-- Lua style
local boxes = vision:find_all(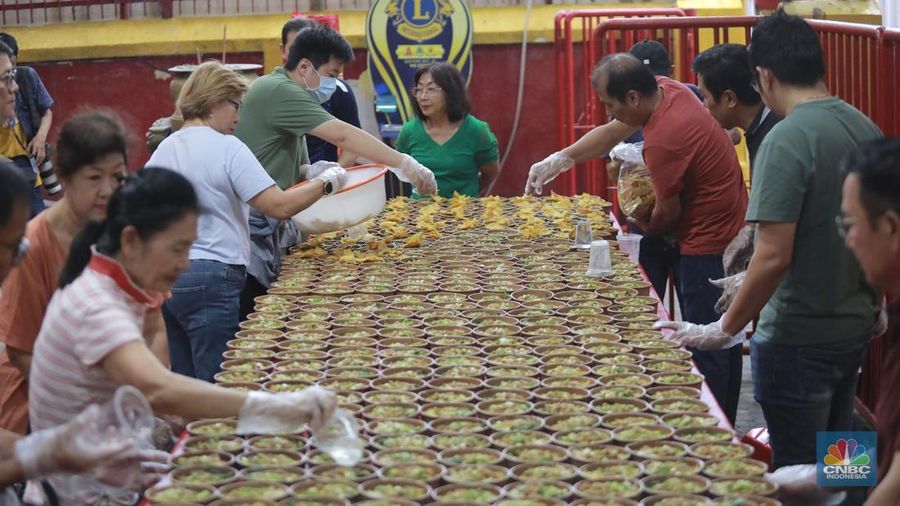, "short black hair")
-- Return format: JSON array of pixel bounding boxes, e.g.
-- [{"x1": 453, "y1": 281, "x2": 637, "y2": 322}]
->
[
  {"x1": 844, "y1": 138, "x2": 900, "y2": 224},
  {"x1": 411, "y1": 62, "x2": 469, "y2": 123},
  {"x1": 0, "y1": 160, "x2": 30, "y2": 227},
  {"x1": 749, "y1": 14, "x2": 825, "y2": 87},
  {"x1": 692, "y1": 44, "x2": 761, "y2": 105},
  {"x1": 0, "y1": 33, "x2": 17, "y2": 56},
  {"x1": 55, "y1": 110, "x2": 129, "y2": 180},
  {"x1": 285, "y1": 25, "x2": 354, "y2": 72},
  {"x1": 629, "y1": 40, "x2": 671, "y2": 77},
  {"x1": 281, "y1": 17, "x2": 317, "y2": 46},
  {"x1": 0, "y1": 41, "x2": 13, "y2": 59},
  {"x1": 592, "y1": 53, "x2": 658, "y2": 101}
]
